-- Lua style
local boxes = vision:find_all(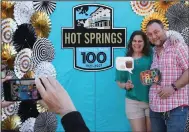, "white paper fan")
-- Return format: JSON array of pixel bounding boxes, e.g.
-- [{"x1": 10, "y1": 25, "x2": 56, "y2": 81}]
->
[
  {"x1": 20, "y1": 117, "x2": 36, "y2": 132},
  {"x1": 1, "y1": 18, "x2": 17, "y2": 43},
  {"x1": 14, "y1": 1, "x2": 35, "y2": 25},
  {"x1": 1, "y1": 101, "x2": 20, "y2": 121},
  {"x1": 14, "y1": 48, "x2": 34, "y2": 79},
  {"x1": 130, "y1": 1, "x2": 154, "y2": 16},
  {"x1": 34, "y1": 61, "x2": 56, "y2": 78}
]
